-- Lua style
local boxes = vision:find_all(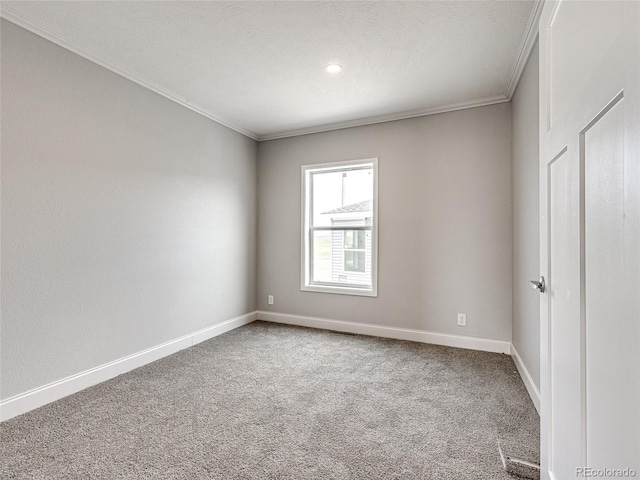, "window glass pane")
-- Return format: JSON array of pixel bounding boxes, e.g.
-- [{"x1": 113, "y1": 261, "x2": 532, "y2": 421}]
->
[
  {"x1": 344, "y1": 251, "x2": 366, "y2": 273},
  {"x1": 344, "y1": 231, "x2": 354, "y2": 249},
  {"x1": 311, "y1": 168, "x2": 373, "y2": 228},
  {"x1": 344, "y1": 230, "x2": 366, "y2": 250},
  {"x1": 313, "y1": 229, "x2": 370, "y2": 284},
  {"x1": 311, "y1": 230, "x2": 332, "y2": 283}
]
